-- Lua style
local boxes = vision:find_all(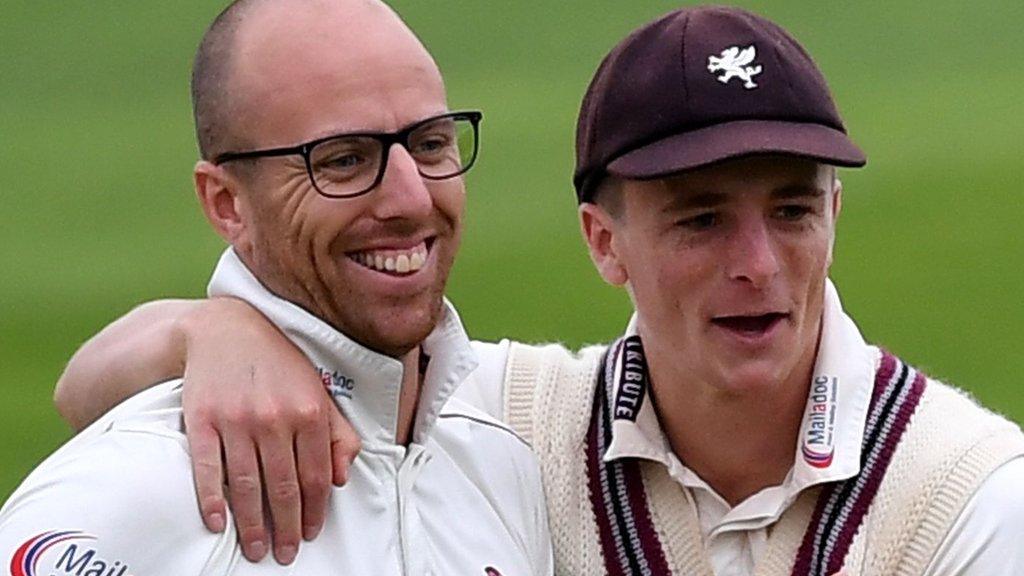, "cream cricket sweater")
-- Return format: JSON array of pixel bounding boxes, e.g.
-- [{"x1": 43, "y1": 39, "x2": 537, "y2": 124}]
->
[{"x1": 503, "y1": 340, "x2": 1024, "y2": 576}]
